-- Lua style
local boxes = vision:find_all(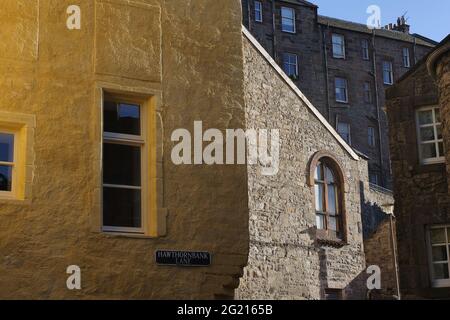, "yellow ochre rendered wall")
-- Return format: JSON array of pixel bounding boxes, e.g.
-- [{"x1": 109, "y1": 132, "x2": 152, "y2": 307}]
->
[{"x1": 0, "y1": 0, "x2": 249, "y2": 299}]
